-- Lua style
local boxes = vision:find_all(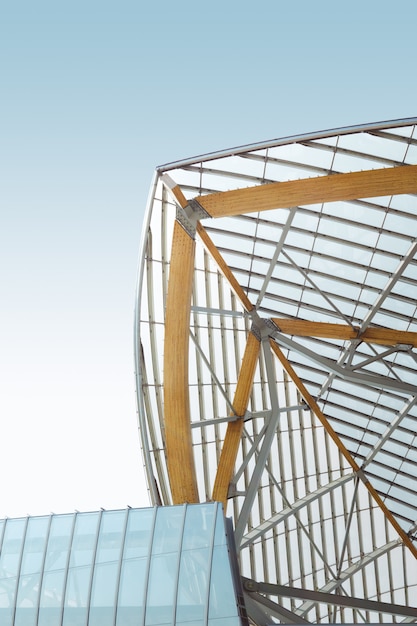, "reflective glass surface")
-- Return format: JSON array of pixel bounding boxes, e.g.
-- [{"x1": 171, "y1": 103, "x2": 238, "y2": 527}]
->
[
  {"x1": 15, "y1": 516, "x2": 50, "y2": 626},
  {"x1": 0, "y1": 504, "x2": 246, "y2": 626}
]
